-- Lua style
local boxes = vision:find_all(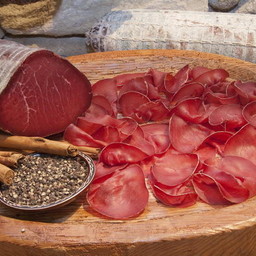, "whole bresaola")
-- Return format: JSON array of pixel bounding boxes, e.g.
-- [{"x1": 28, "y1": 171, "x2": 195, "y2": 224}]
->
[{"x1": 0, "y1": 40, "x2": 92, "y2": 136}]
